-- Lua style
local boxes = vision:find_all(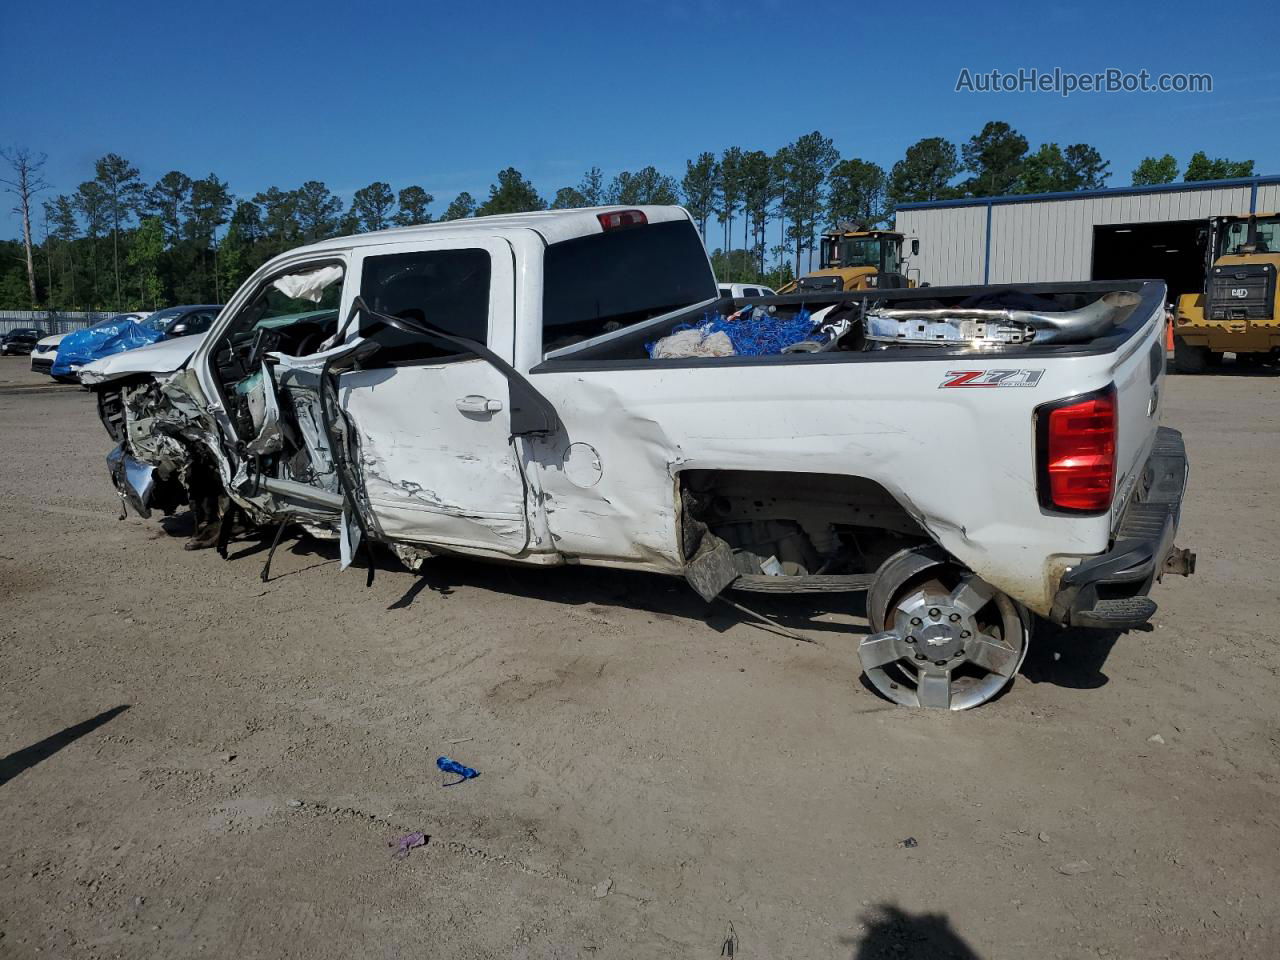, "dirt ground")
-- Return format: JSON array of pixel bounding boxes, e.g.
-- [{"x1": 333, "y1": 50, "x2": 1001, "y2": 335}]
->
[{"x1": 2, "y1": 355, "x2": 1278, "y2": 960}]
